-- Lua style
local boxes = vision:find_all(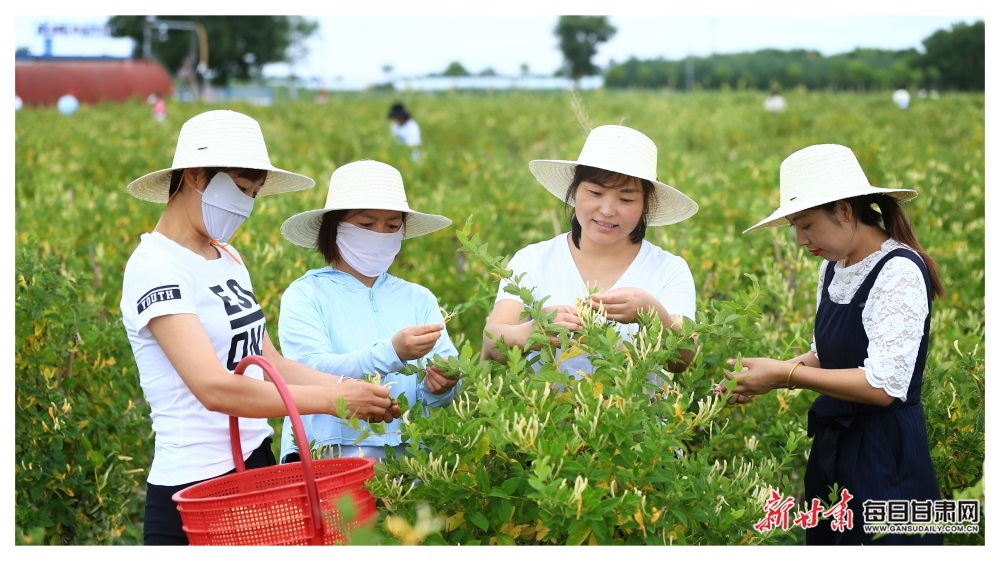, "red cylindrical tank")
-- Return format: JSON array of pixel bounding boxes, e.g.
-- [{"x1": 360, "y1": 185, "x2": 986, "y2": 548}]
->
[{"x1": 15, "y1": 57, "x2": 173, "y2": 107}]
